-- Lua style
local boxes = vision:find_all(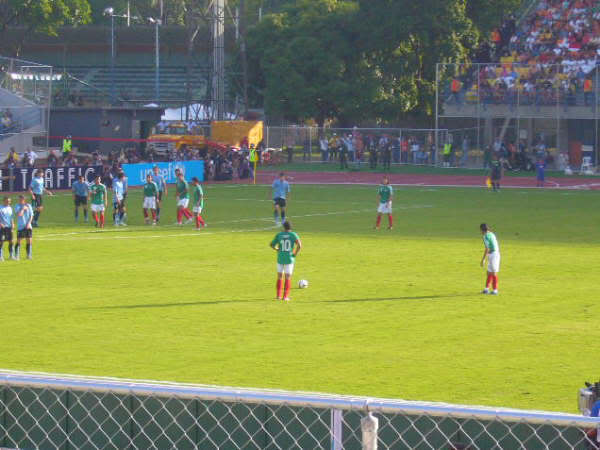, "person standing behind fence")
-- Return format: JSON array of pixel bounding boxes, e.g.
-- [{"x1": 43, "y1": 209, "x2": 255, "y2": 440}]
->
[
  {"x1": 62, "y1": 135, "x2": 72, "y2": 161},
  {"x1": 329, "y1": 134, "x2": 338, "y2": 161},
  {"x1": 339, "y1": 139, "x2": 349, "y2": 169},
  {"x1": 383, "y1": 139, "x2": 392, "y2": 171},
  {"x1": 443, "y1": 141, "x2": 452, "y2": 167},
  {"x1": 462, "y1": 136, "x2": 470, "y2": 167},
  {"x1": 319, "y1": 136, "x2": 329, "y2": 162}
]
